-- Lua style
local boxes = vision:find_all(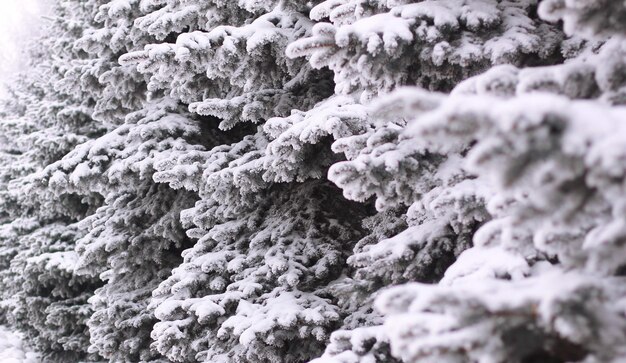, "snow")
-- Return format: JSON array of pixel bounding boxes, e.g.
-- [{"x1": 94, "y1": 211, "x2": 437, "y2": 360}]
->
[
  {"x1": 3, "y1": 0, "x2": 626, "y2": 361},
  {"x1": 26, "y1": 251, "x2": 79, "y2": 273},
  {"x1": 0, "y1": 326, "x2": 39, "y2": 363}
]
